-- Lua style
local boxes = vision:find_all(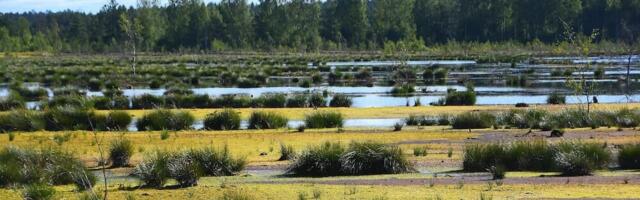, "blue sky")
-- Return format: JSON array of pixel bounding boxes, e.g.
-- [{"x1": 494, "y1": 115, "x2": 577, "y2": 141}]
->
[{"x1": 0, "y1": 0, "x2": 258, "y2": 13}]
